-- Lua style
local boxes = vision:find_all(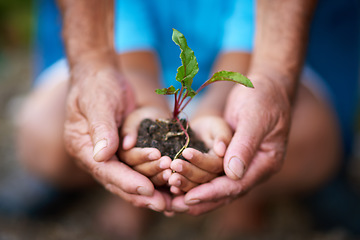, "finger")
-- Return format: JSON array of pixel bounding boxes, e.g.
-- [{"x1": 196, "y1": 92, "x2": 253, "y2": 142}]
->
[
  {"x1": 133, "y1": 156, "x2": 171, "y2": 177},
  {"x1": 105, "y1": 184, "x2": 167, "y2": 212},
  {"x1": 182, "y1": 148, "x2": 223, "y2": 173},
  {"x1": 120, "y1": 110, "x2": 145, "y2": 151},
  {"x1": 170, "y1": 159, "x2": 218, "y2": 183},
  {"x1": 172, "y1": 195, "x2": 228, "y2": 216},
  {"x1": 224, "y1": 117, "x2": 265, "y2": 180},
  {"x1": 150, "y1": 169, "x2": 172, "y2": 186},
  {"x1": 164, "y1": 211, "x2": 175, "y2": 217},
  {"x1": 86, "y1": 108, "x2": 120, "y2": 163},
  {"x1": 168, "y1": 172, "x2": 198, "y2": 192},
  {"x1": 119, "y1": 147, "x2": 161, "y2": 166},
  {"x1": 170, "y1": 186, "x2": 183, "y2": 195},
  {"x1": 230, "y1": 149, "x2": 284, "y2": 193},
  {"x1": 159, "y1": 189, "x2": 174, "y2": 212},
  {"x1": 209, "y1": 119, "x2": 232, "y2": 157},
  {"x1": 89, "y1": 156, "x2": 156, "y2": 196},
  {"x1": 69, "y1": 136, "x2": 157, "y2": 197},
  {"x1": 213, "y1": 140, "x2": 227, "y2": 158},
  {"x1": 183, "y1": 176, "x2": 244, "y2": 204},
  {"x1": 121, "y1": 109, "x2": 168, "y2": 150}
]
